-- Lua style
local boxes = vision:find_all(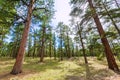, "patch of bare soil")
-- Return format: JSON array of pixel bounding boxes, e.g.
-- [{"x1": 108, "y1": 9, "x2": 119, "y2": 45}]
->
[
  {"x1": 0, "y1": 71, "x2": 36, "y2": 80},
  {"x1": 65, "y1": 73, "x2": 120, "y2": 80},
  {"x1": 65, "y1": 62, "x2": 120, "y2": 80},
  {"x1": 105, "y1": 74, "x2": 120, "y2": 80}
]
